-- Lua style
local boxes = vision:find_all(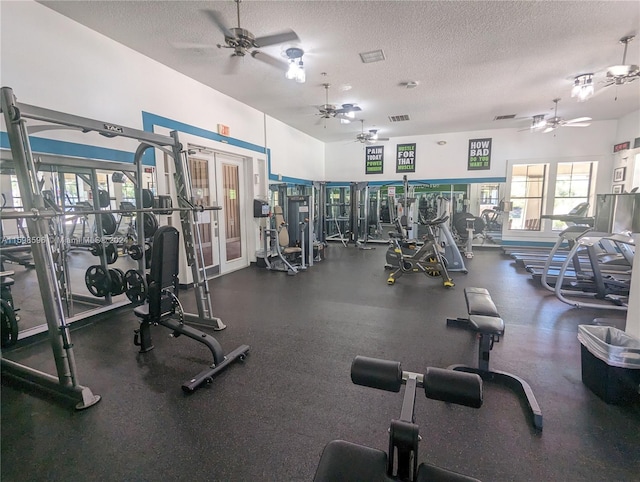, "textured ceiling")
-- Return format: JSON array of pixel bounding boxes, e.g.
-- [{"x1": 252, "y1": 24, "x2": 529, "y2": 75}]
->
[{"x1": 38, "y1": 0, "x2": 640, "y2": 143}]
